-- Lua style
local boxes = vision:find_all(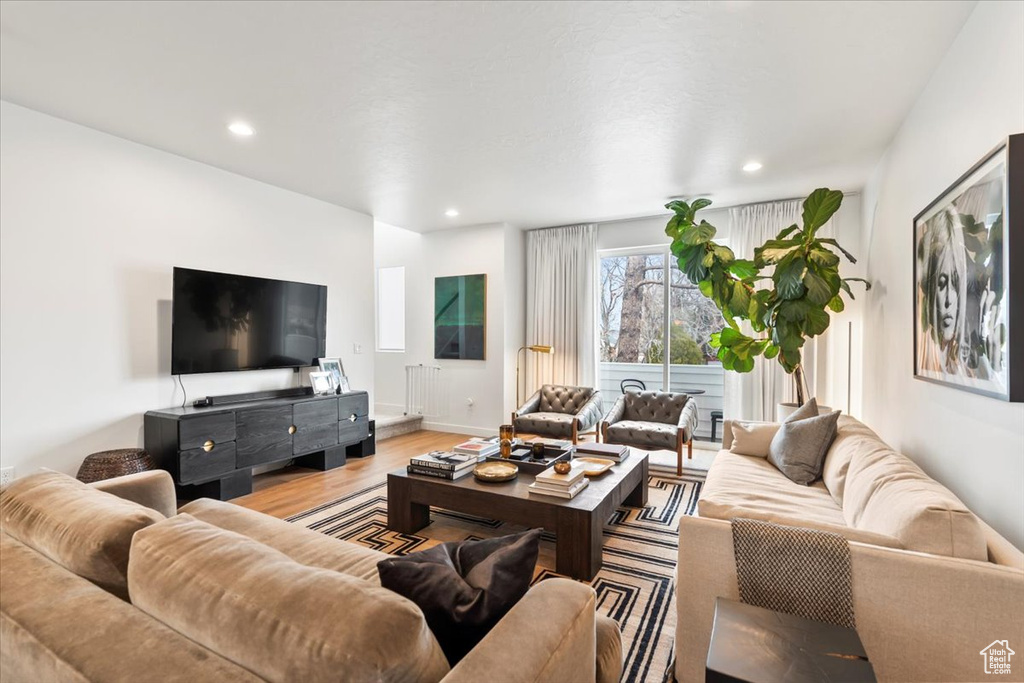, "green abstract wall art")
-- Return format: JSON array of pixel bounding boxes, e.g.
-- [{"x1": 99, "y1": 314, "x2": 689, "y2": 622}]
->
[{"x1": 434, "y1": 274, "x2": 487, "y2": 360}]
